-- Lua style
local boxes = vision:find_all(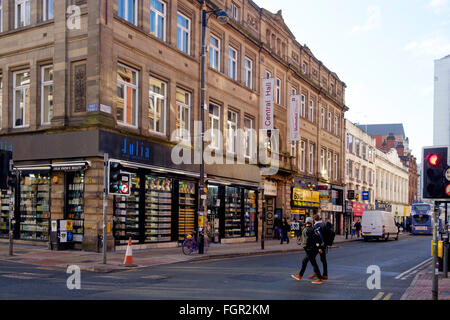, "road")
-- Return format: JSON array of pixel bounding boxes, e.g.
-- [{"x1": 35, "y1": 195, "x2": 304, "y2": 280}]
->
[{"x1": 0, "y1": 235, "x2": 431, "y2": 300}]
